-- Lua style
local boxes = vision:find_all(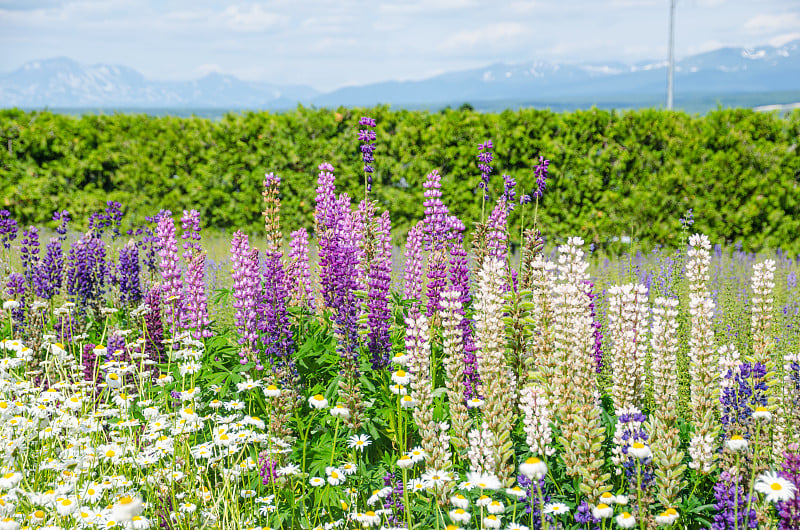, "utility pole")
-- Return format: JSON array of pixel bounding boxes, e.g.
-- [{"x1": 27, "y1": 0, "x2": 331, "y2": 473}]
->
[{"x1": 667, "y1": 0, "x2": 676, "y2": 109}]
